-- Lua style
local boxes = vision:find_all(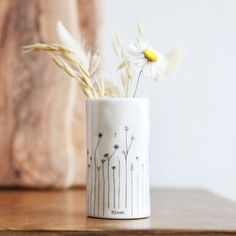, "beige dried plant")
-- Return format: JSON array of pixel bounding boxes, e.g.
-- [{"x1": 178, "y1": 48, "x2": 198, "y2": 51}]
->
[{"x1": 23, "y1": 21, "x2": 184, "y2": 98}]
